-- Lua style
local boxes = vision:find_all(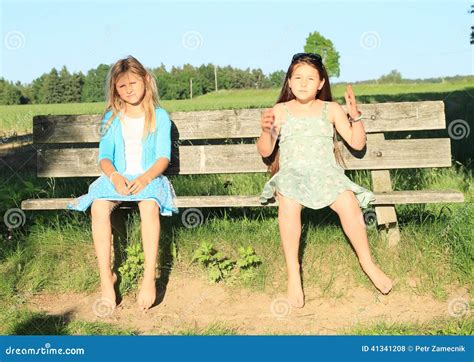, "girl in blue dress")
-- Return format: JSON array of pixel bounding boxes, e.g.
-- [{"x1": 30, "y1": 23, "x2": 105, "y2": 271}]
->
[{"x1": 68, "y1": 55, "x2": 178, "y2": 311}]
